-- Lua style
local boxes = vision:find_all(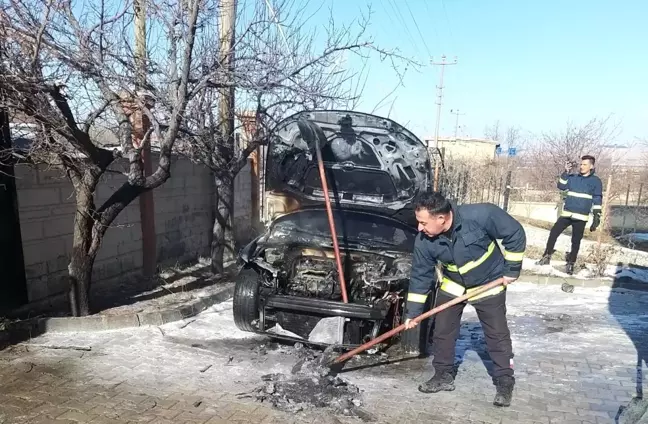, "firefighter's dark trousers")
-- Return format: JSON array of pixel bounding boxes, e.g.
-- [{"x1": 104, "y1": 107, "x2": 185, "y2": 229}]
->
[
  {"x1": 544, "y1": 216, "x2": 586, "y2": 263},
  {"x1": 432, "y1": 290, "x2": 514, "y2": 379}
]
